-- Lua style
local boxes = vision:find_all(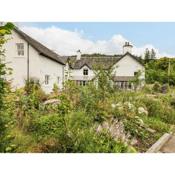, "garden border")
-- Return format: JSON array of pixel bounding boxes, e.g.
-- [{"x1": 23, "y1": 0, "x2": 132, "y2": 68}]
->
[{"x1": 146, "y1": 133, "x2": 172, "y2": 153}]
